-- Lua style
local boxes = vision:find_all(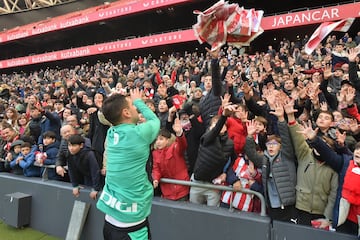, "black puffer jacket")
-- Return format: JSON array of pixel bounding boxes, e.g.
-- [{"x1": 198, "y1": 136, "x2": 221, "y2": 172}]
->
[
  {"x1": 199, "y1": 59, "x2": 224, "y2": 129},
  {"x1": 193, "y1": 115, "x2": 236, "y2": 182},
  {"x1": 200, "y1": 58, "x2": 242, "y2": 129}
]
